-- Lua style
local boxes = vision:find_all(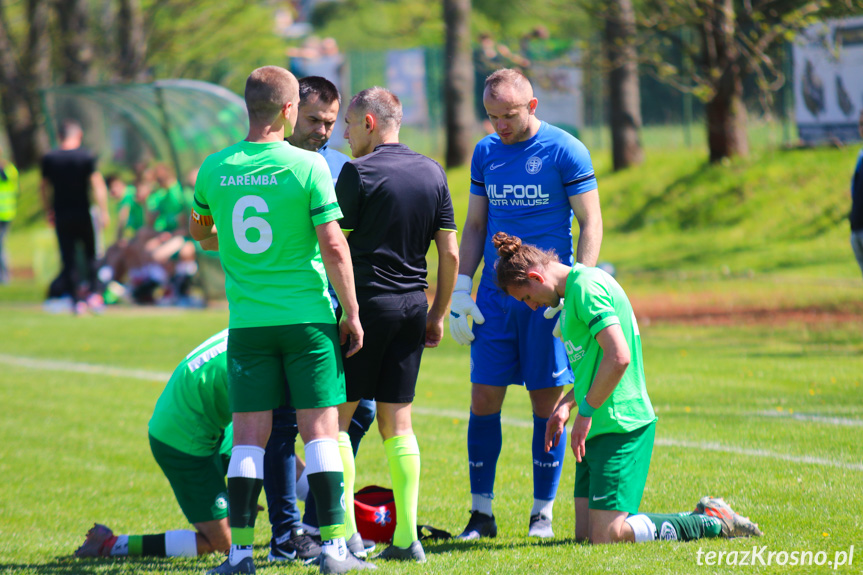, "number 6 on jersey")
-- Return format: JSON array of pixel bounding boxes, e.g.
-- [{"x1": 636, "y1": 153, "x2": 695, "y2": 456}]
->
[{"x1": 232, "y1": 195, "x2": 273, "y2": 254}]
